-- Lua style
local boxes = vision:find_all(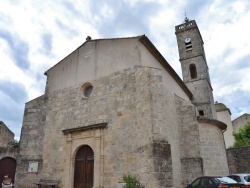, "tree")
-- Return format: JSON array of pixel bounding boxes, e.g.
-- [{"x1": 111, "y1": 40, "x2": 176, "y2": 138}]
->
[{"x1": 233, "y1": 121, "x2": 250, "y2": 147}]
